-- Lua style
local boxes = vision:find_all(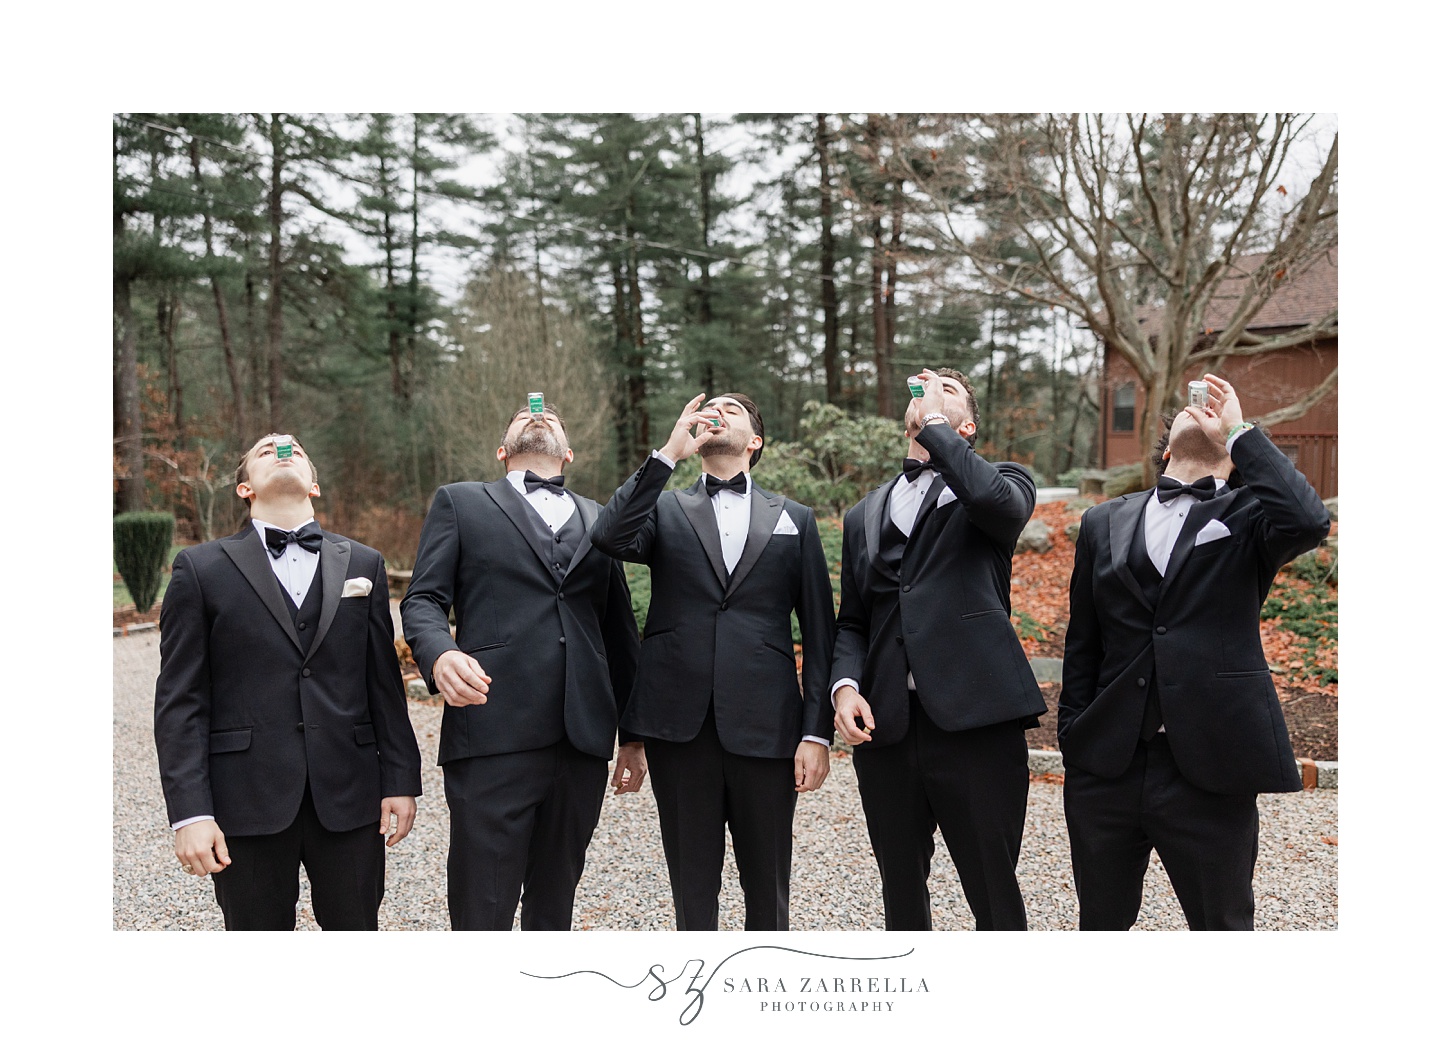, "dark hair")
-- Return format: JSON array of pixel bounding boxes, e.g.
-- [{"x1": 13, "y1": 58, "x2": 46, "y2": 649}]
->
[
  {"x1": 500, "y1": 403, "x2": 568, "y2": 447},
  {"x1": 714, "y1": 391, "x2": 765, "y2": 468},
  {"x1": 934, "y1": 367, "x2": 979, "y2": 431},
  {"x1": 236, "y1": 433, "x2": 318, "y2": 487}
]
